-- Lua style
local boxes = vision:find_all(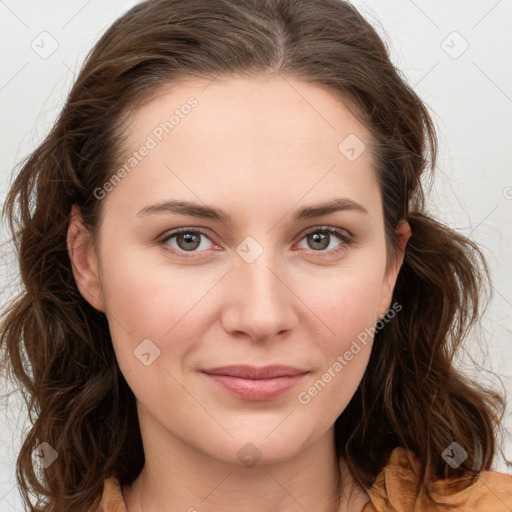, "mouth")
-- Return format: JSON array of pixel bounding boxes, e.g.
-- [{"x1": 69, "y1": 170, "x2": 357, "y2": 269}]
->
[{"x1": 200, "y1": 365, "x2": 309, "y2": 401}]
